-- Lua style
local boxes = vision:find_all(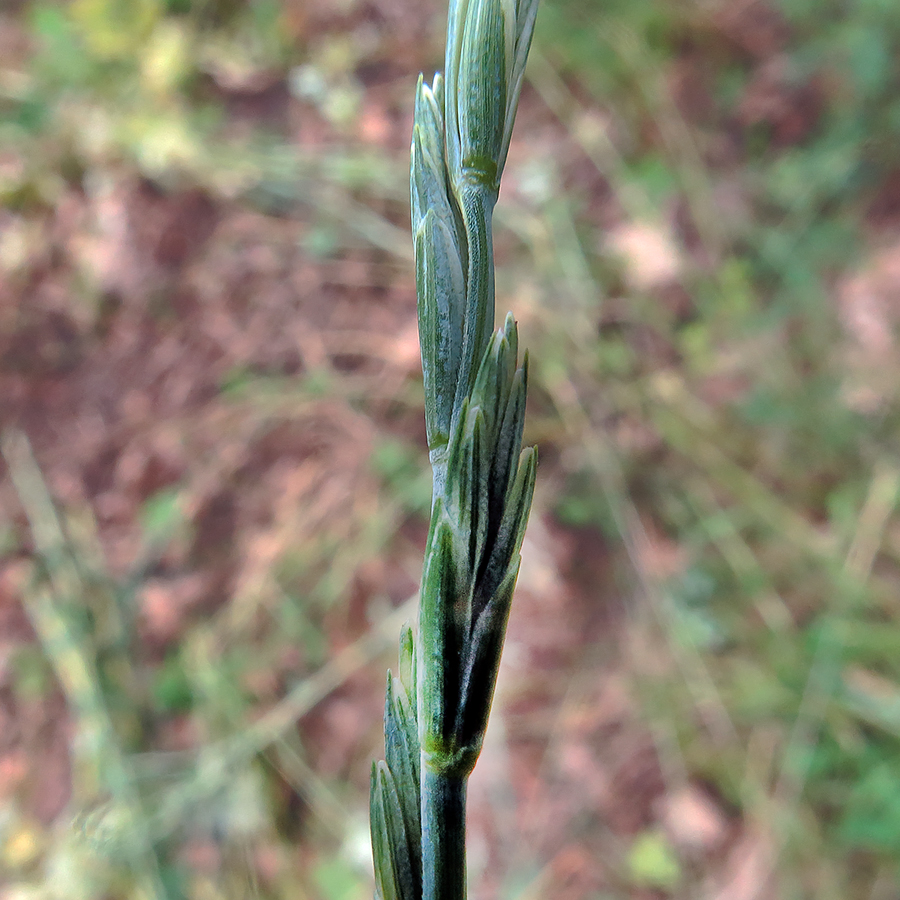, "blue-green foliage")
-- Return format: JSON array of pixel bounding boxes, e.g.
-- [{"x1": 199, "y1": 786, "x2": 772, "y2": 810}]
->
[{"x1": 373, "y1": 2, "x2": 539, "y2": 897}]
